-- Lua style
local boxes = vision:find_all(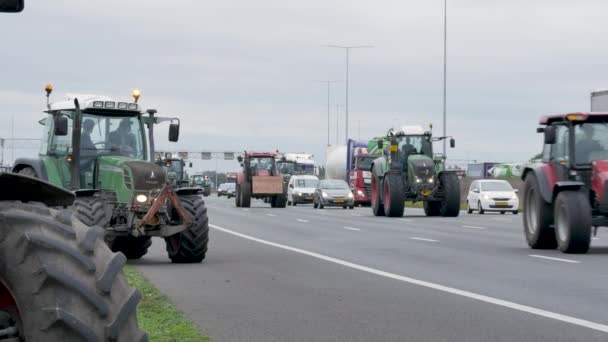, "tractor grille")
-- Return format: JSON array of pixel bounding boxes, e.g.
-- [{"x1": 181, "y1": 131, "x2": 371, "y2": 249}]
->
[
  {"x1": 123, "y1": 170, "x2": 133, "y2": 190},
  {"x1": 124, "y1": 161, "x2": 165, "y2": 191},
  {"x1": 364, "y1": 183, "x2": 372, "y2": 197}
]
